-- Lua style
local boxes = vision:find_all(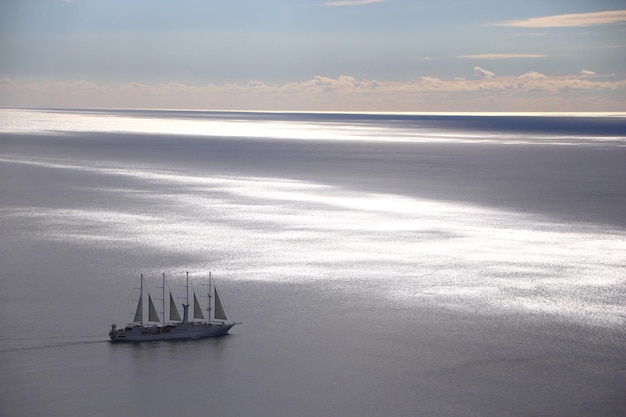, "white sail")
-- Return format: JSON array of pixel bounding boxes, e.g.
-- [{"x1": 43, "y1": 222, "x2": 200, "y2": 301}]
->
[
  {"x1": 169, "y1": 293, "x2": 181, "y2": 322},
  {"x1": 214, "y1": 288, "x2": 228, "y2": 321},
  {"x1": 133, "y1": 297, "x2": 143, "y2": 323},
  {"x1": 193, "y1": 292, "x2": 204, "y2": 320},
  {"x1": 148, "y1": 294, "x2": 160, "y2": 322}
]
